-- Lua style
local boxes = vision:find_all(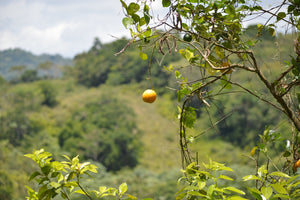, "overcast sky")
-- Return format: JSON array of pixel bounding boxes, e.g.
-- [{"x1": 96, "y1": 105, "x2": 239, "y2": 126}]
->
[{"x1": 0, "y1": 0, "x2": 285, "y2": 58}]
